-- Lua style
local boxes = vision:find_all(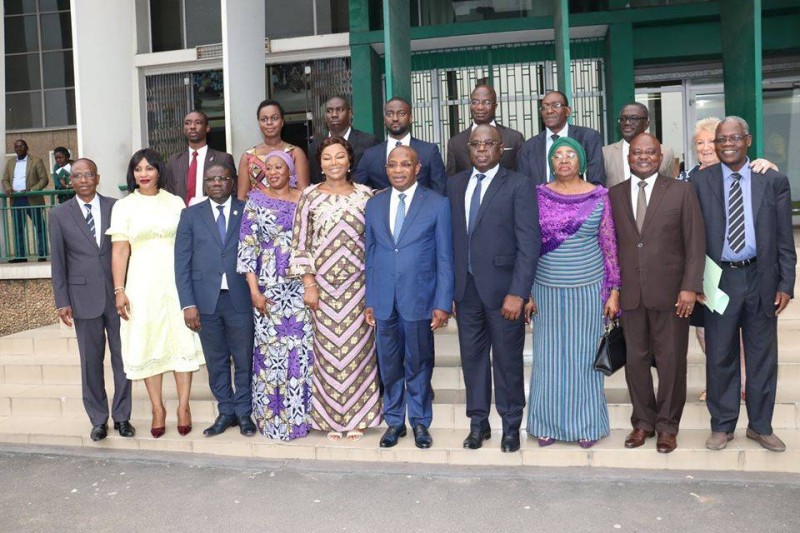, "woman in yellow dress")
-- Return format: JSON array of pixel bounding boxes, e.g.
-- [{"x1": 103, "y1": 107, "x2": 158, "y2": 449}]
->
[{"x1": 108, "y1": 148, "x2": 204, "y2": 438}]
